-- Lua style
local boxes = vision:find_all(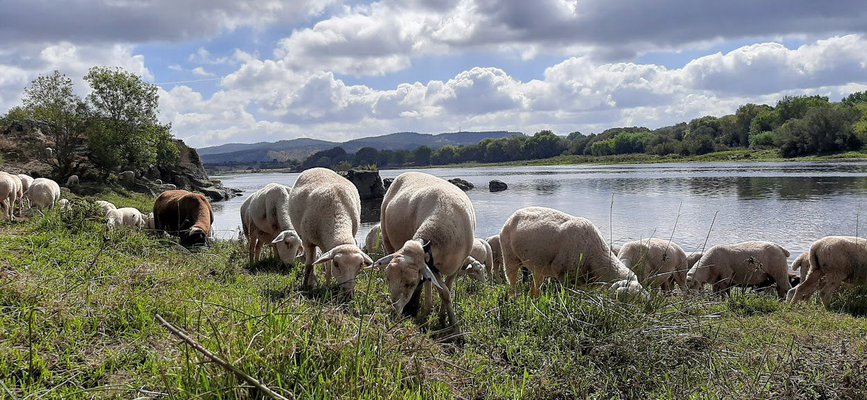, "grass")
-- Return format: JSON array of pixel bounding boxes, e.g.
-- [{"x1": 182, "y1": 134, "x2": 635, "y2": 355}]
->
[{"x1": 1, "y1": 200, "x2": 866, "y2": 399}]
